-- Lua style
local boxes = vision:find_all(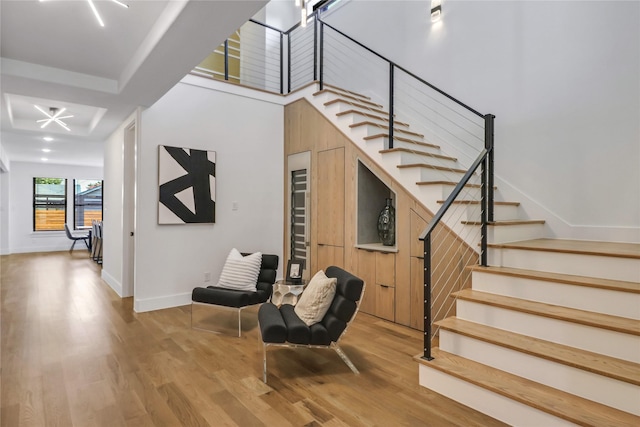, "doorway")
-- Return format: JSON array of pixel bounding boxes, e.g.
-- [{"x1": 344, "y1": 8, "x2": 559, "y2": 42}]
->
[
  {"x1": 122, "y1": 121, "x2": 136, "y2": 297},
  {"x1": 287, "y1": 152, "x2": 311, "y2": 281}
]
